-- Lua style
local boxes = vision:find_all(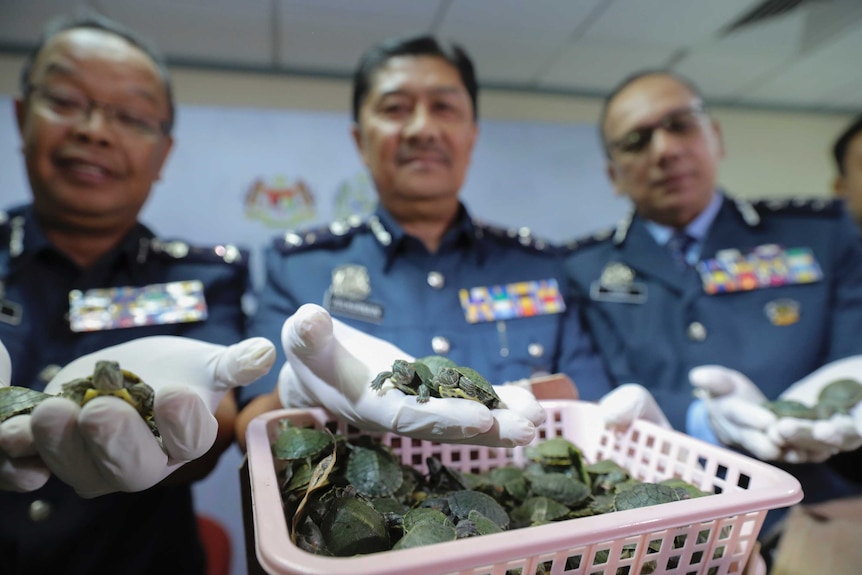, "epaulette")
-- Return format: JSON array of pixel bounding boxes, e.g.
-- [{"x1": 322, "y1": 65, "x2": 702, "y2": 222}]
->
[
  {"x1": 473, "y1": 220, "x2": 554, "y2": 253},
  {"x1": 749, "y1": 197, "x2": 843, "y2": 217},
  {"x1": 274, "y1": 216, "x2": 368, "y2": 254},
  {"x1": 558, "y1": 226, "x2": 616, "y2": 253},
  {"x1": 146, "y1": 238, "x2": 247, "y2": 265}
]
